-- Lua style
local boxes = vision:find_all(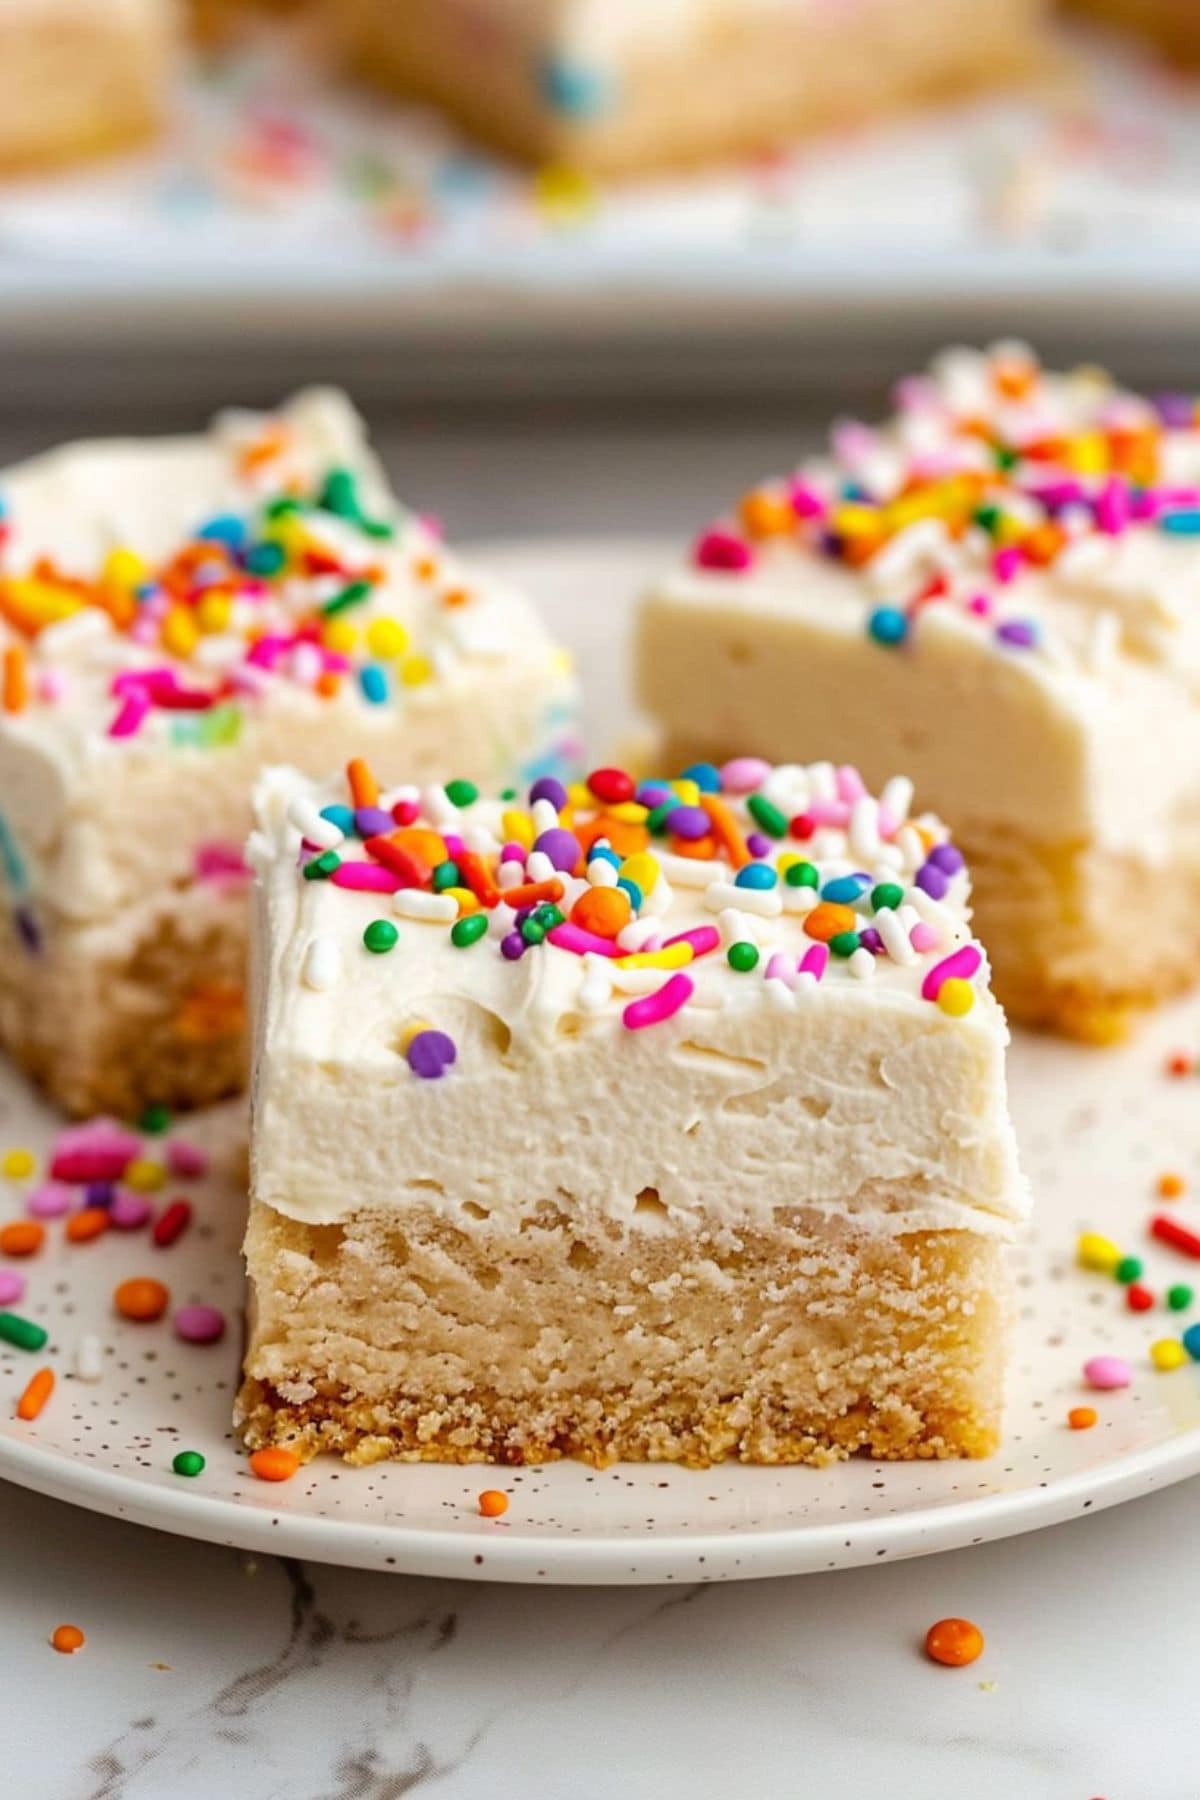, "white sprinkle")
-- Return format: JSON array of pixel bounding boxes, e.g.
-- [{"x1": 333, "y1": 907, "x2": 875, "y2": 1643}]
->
[
  {"x1": 641, "y1": 872, "x2": 673, "y2": 917},
  {"x1": 525, "y1": 850, "x2": 557, "y2": 884},
  {"x1": 849, "y1": 947, "x2": 876, "y2": 980},
  {"x1": 39, "y1": 609, "x2": 112, "y2": 658},
  {"x1": 75, "y1": 1335, "x2": 104, "y2": 1383},
  {"x1": 704, "y1": 882, "x2": 782, "y2": 918},
  {"x1": 421, "y1": 785, "x2": 458, "y2": 828},
  {"x1": 807, "y1": 761, "x2": 837, "y2": 802},
  {"x1": 874, "y1": 907, "x2": 915, "y2": 964},
  {"x1": 906, "y1": 886, "x2": 959, "y2": 939},
  {"x1": 461, "y1": 825, "x2": 501, "y2": 855},
  {"x1": 302, "y1": 936, "x2": 340, "y2": 990},
  {"x1": 794, "y1": 971, "x2": 819, "y2": 998},
  {"x1": 587, "y1": 858, "x2": 618, "y2": 888},
  {"x1": 393, "y1": 890, "x2": 457, "y2": 923},
  {"x1": 657, "y1": 853, "x2": 723, "y2": 887},
  {"x1": 531, "y1": 798, "x2": 559, "y2": 835},
  {"x1": 287, "y1": 798, "x2": 342, "y2": 850},
  {"x1": 763, "y1": 978, "x2": 796, "y2": 1009},
  {"x1": 617, "y1": 917, "x2": 660, "y2": 953},
  {"x1": 896, "y1": 825, "x2": 925, "y2": 873},
  {"x1": 716, "y1": 906, "x2": 760, "y2": 946},
  {"x1": 497, "y1": 861, "x2": 524, "y2": 891},
  {"x1": 780, "y1": 884, "x2": 819, "y2": 916},
  {"x1": 849, "y1": 797, "x2": 881, "y2": 862},
  {"x1": 1087, "y1": 611, "x2": 1121, "y2": 673},
  {"x1": 880, "y1": 776, "x2": 914, "y2": 828}
]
